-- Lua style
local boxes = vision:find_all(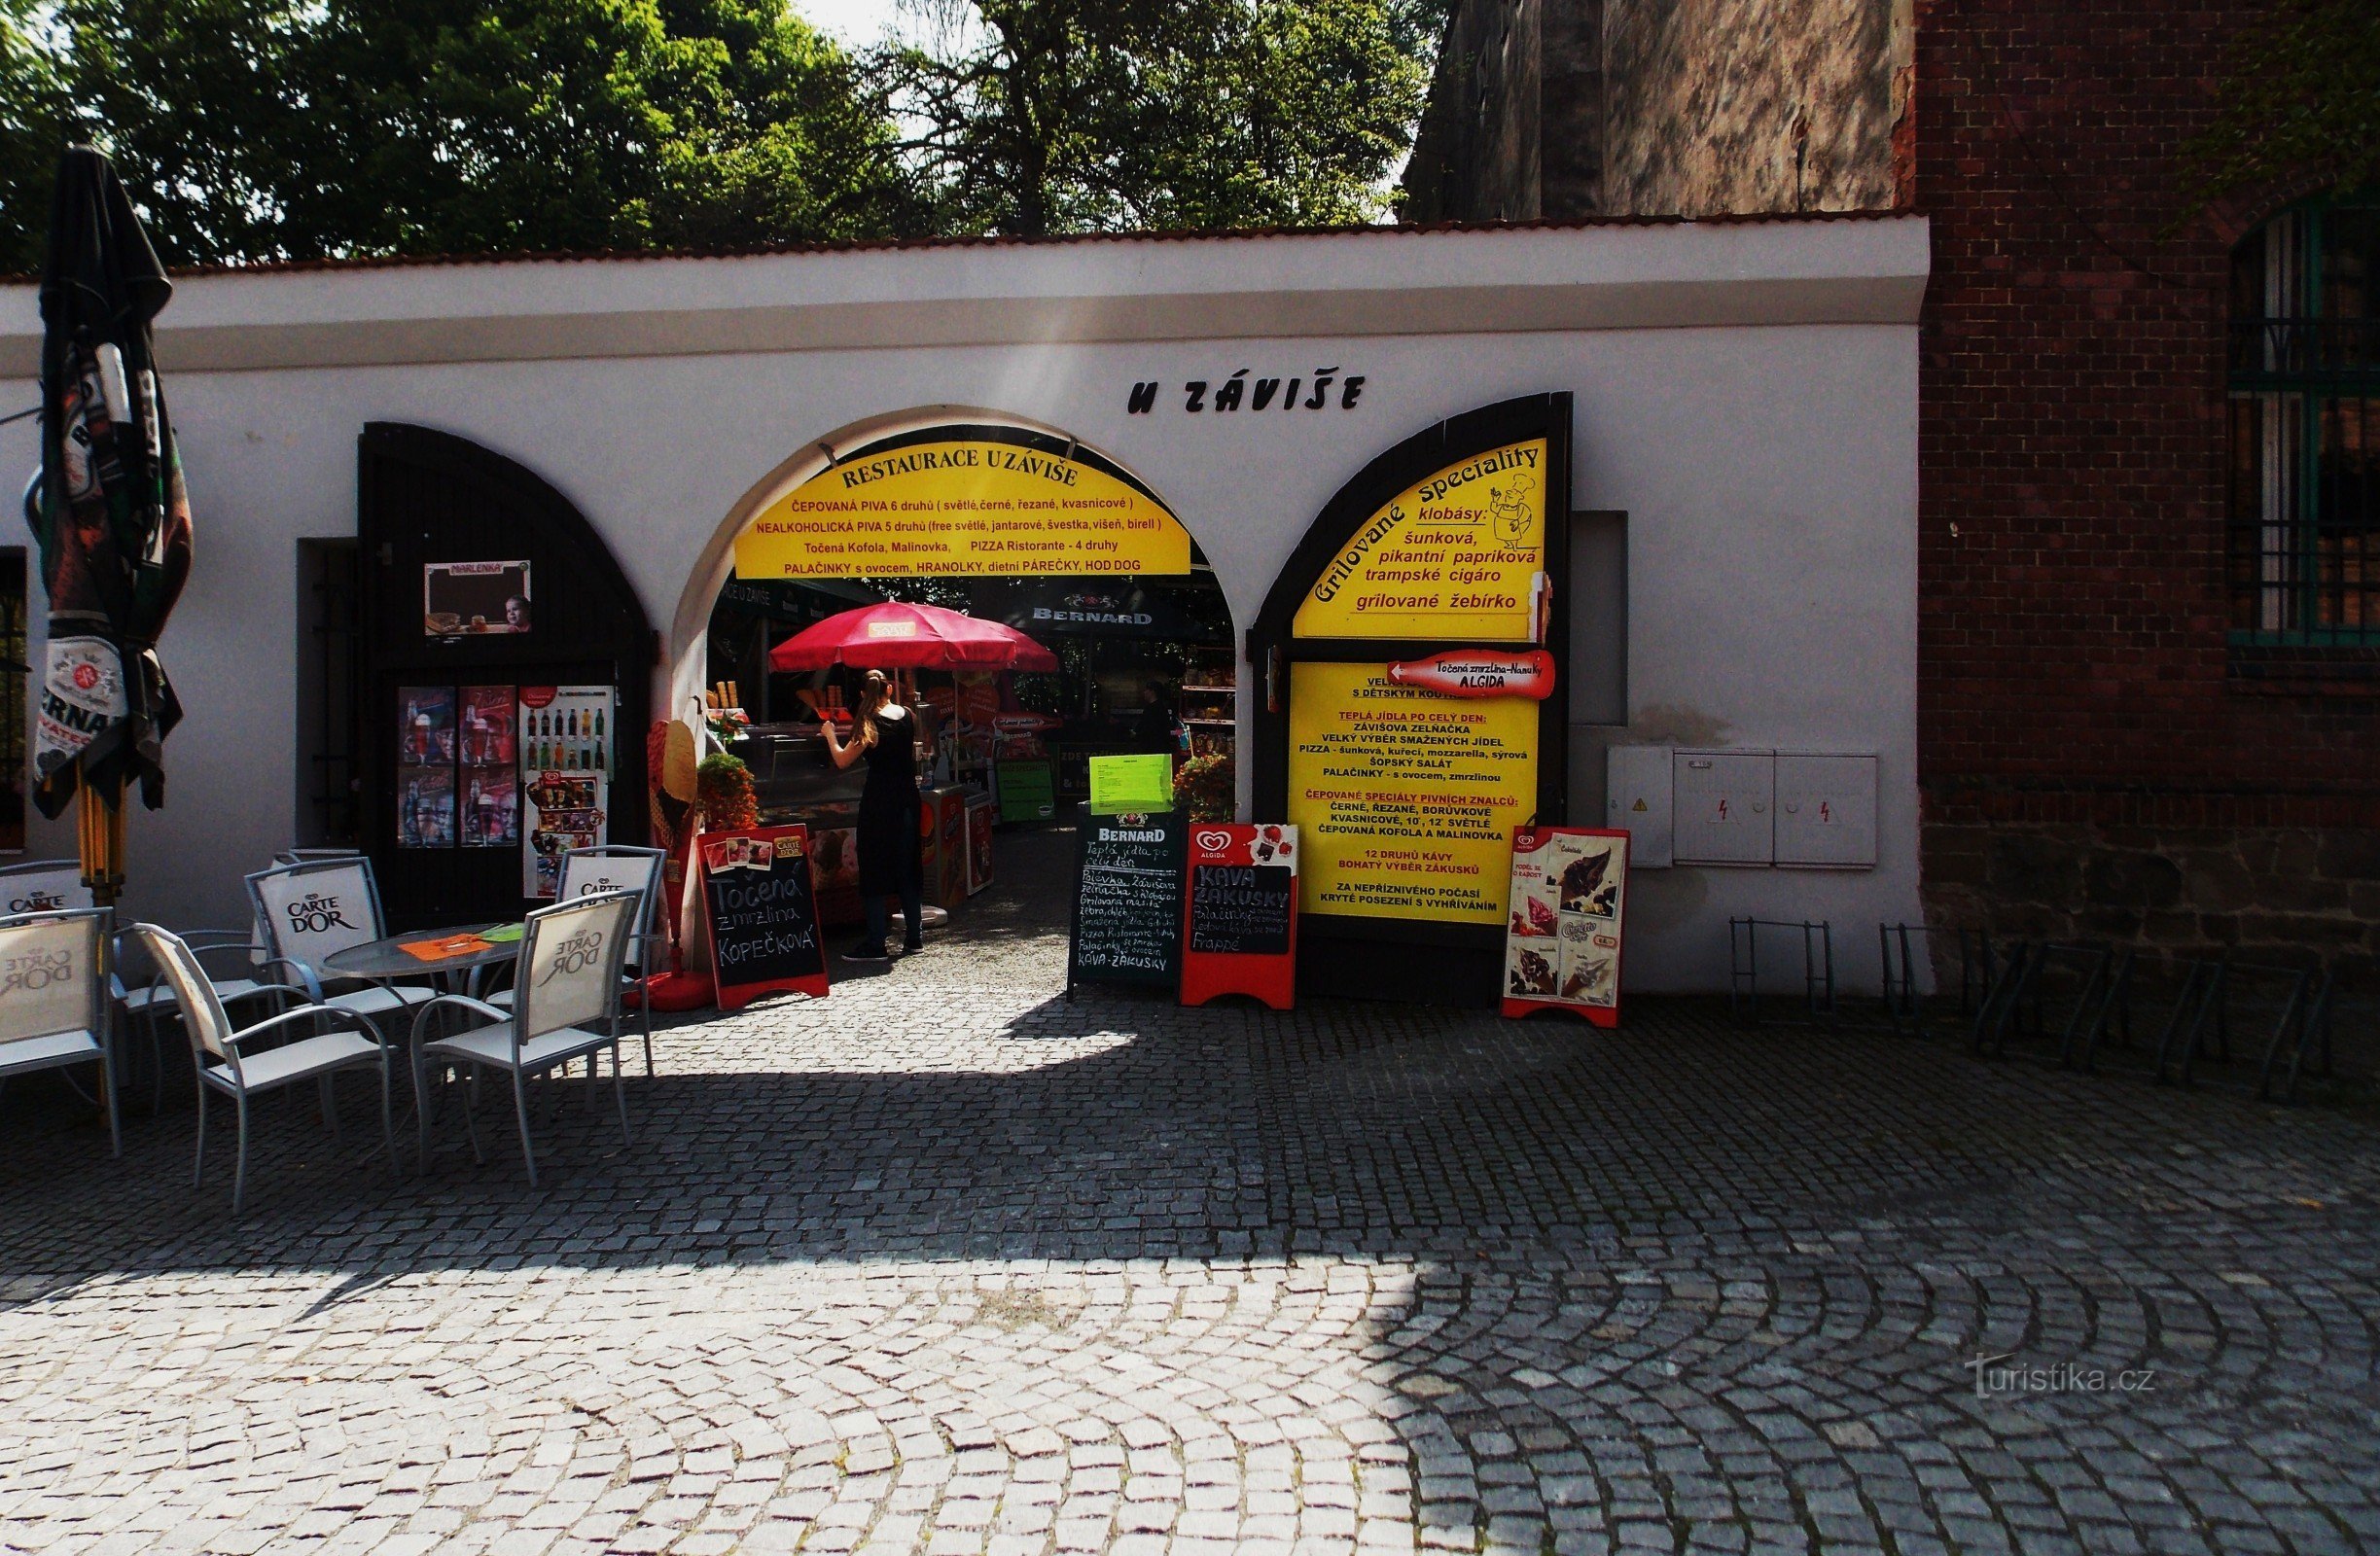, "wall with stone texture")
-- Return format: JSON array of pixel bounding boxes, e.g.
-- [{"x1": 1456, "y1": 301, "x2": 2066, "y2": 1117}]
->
[
  {"x1": 1603, "y1": 0, "x2": 1909, "y2": 217},
  {"x1": 1402, "y1": 0, "x2": 1908, "y2": 222}
]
